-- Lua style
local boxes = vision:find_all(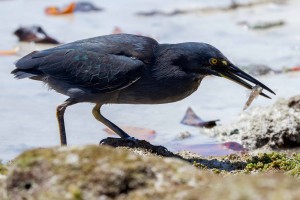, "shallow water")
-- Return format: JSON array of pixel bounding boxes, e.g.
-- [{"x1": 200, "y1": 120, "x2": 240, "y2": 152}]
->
[{"x1": 1, "y1": 0, "x2": 300, "y2": 161}]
